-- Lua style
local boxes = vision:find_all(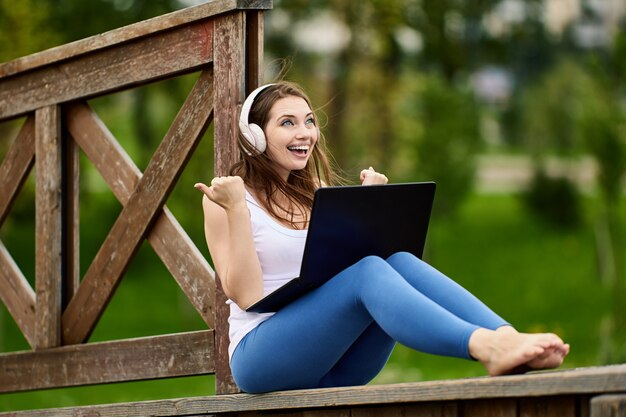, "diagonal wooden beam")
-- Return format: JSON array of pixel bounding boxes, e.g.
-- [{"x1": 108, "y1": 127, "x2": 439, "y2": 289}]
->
[
  {"x1": 64, "y1": 101, "x2": 216, "y2": 328},
  {"x1": 62, "y1": 69, "x2": 214, "y2": 345},
  {"x1": 0, "y1": 242, "x2": 36, "y2": 348},
  {"x1": 0, "y1": 116, "x2": 35, "y2": 226},
  {"x1": 0, "y1": 115, "x2": 38, "y2": 347}
]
